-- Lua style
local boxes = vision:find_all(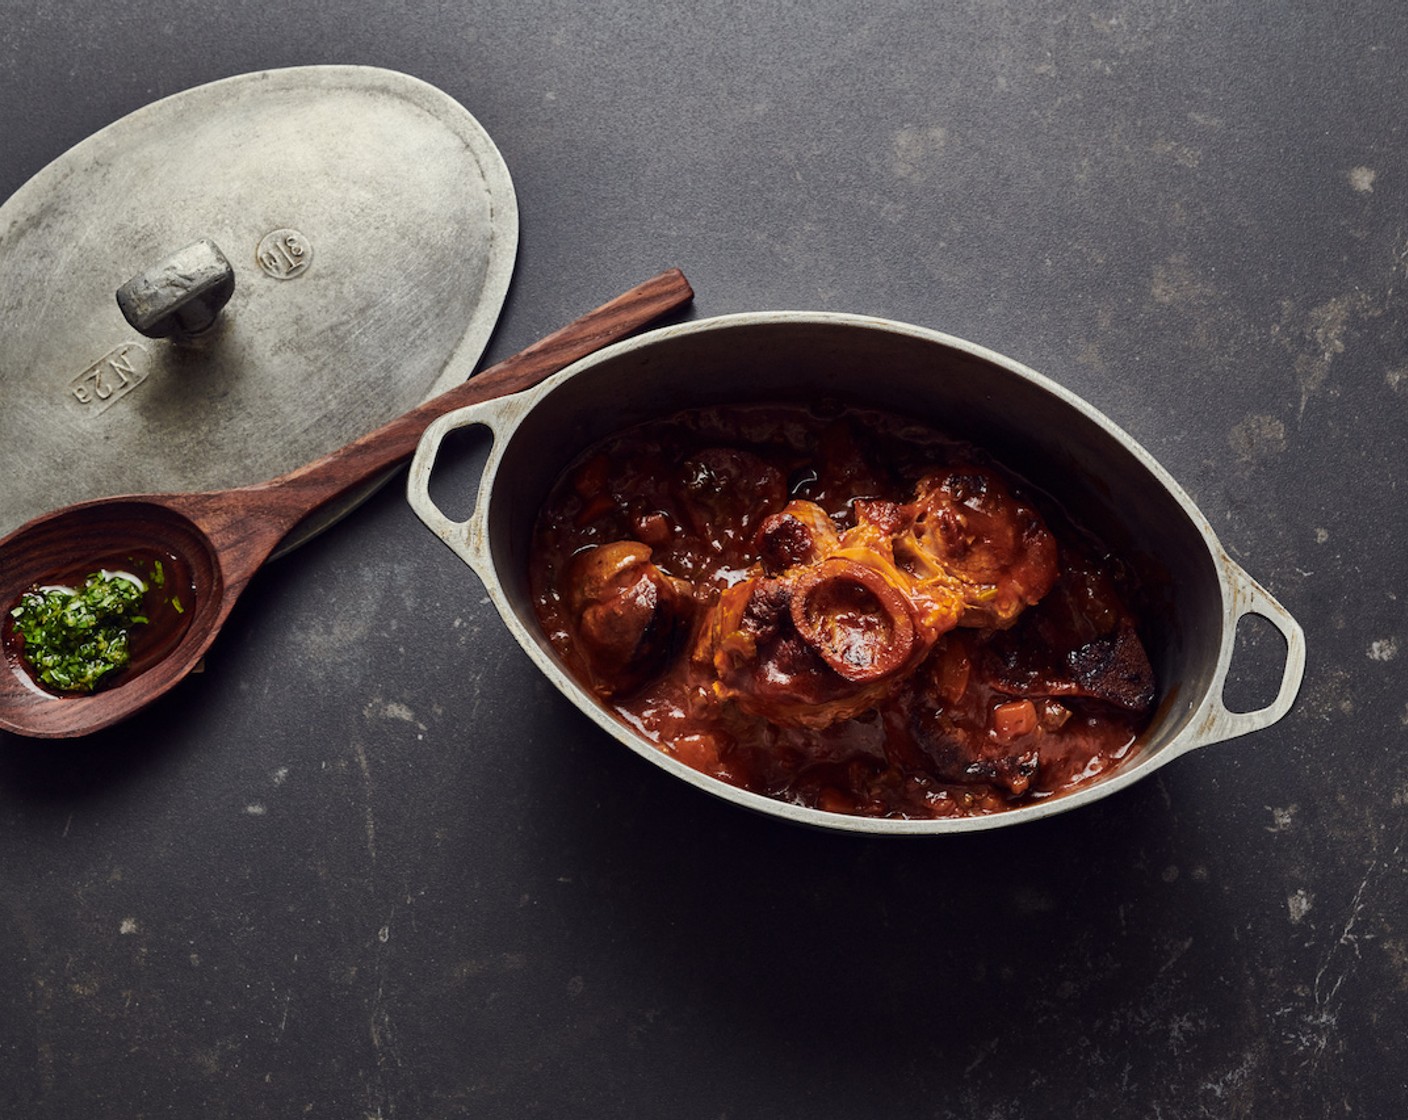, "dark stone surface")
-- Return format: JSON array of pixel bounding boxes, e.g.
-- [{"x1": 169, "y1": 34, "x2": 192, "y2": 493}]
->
[{"x1": 1, "y1": 2, "x2": 1405, "y2": 1116}]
